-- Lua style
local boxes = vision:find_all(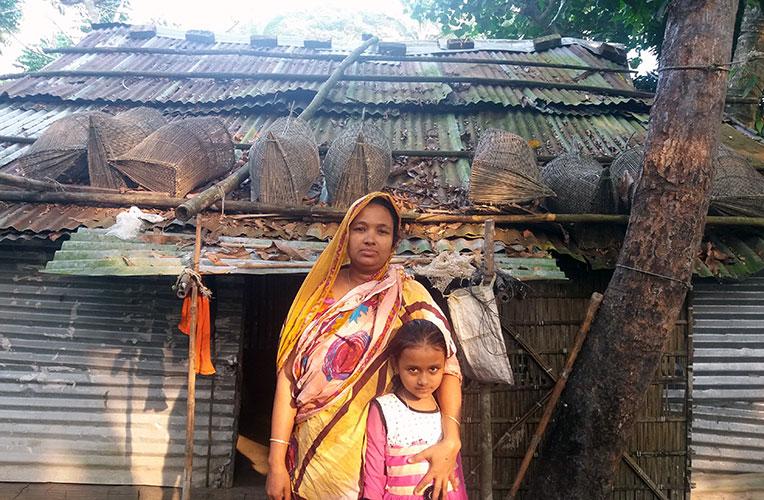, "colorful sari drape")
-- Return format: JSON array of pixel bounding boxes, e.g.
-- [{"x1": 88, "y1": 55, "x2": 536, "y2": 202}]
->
[{"x1": 276, "y1": 192, "x2": 461, "y2": 499}]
